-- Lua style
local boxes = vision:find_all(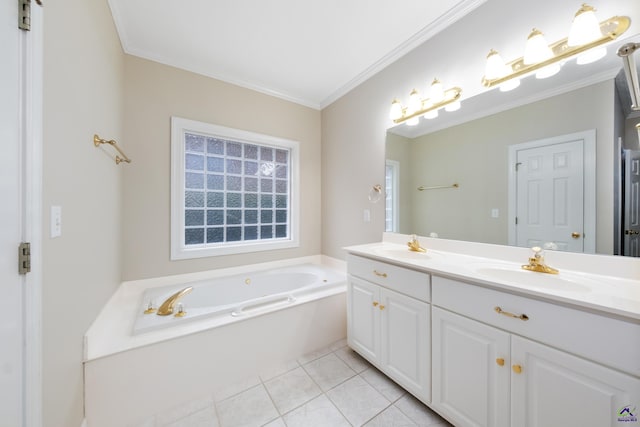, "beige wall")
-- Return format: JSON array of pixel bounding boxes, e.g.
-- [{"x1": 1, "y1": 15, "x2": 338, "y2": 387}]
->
[
  {"x1": 42, "y1": 1, "x2": 124, "y2": 426},
  {"x1": 394, "y1": 81, "x2": 615, "y2": 253},
  {"x1": 122, "y1": 56, "x2": 322, "y2": 280}
]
